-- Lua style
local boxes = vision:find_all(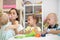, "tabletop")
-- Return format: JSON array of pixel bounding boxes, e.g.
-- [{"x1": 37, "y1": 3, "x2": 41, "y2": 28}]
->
[{"x1": 8, "y1": 34, "x2": 60, "y2": 40}]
